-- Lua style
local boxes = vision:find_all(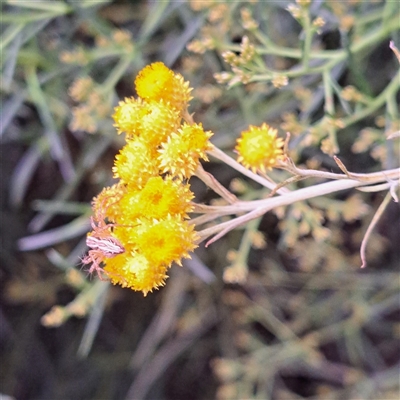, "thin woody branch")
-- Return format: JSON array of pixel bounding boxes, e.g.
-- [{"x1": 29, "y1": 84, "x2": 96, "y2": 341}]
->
[{"x1": 198, "y1": 167, "x2": 400, "y2": 245}]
